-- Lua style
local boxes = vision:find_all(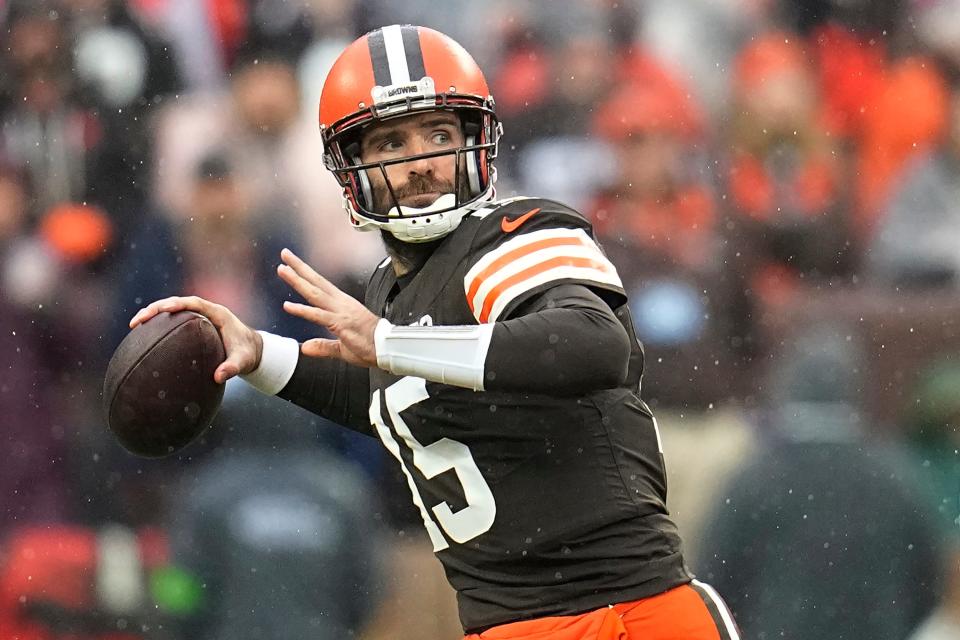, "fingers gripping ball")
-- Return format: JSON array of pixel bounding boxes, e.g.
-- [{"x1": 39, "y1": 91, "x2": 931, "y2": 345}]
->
[{"x1": 103, "y1": 311, "x2": 226, "y2": 457}]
